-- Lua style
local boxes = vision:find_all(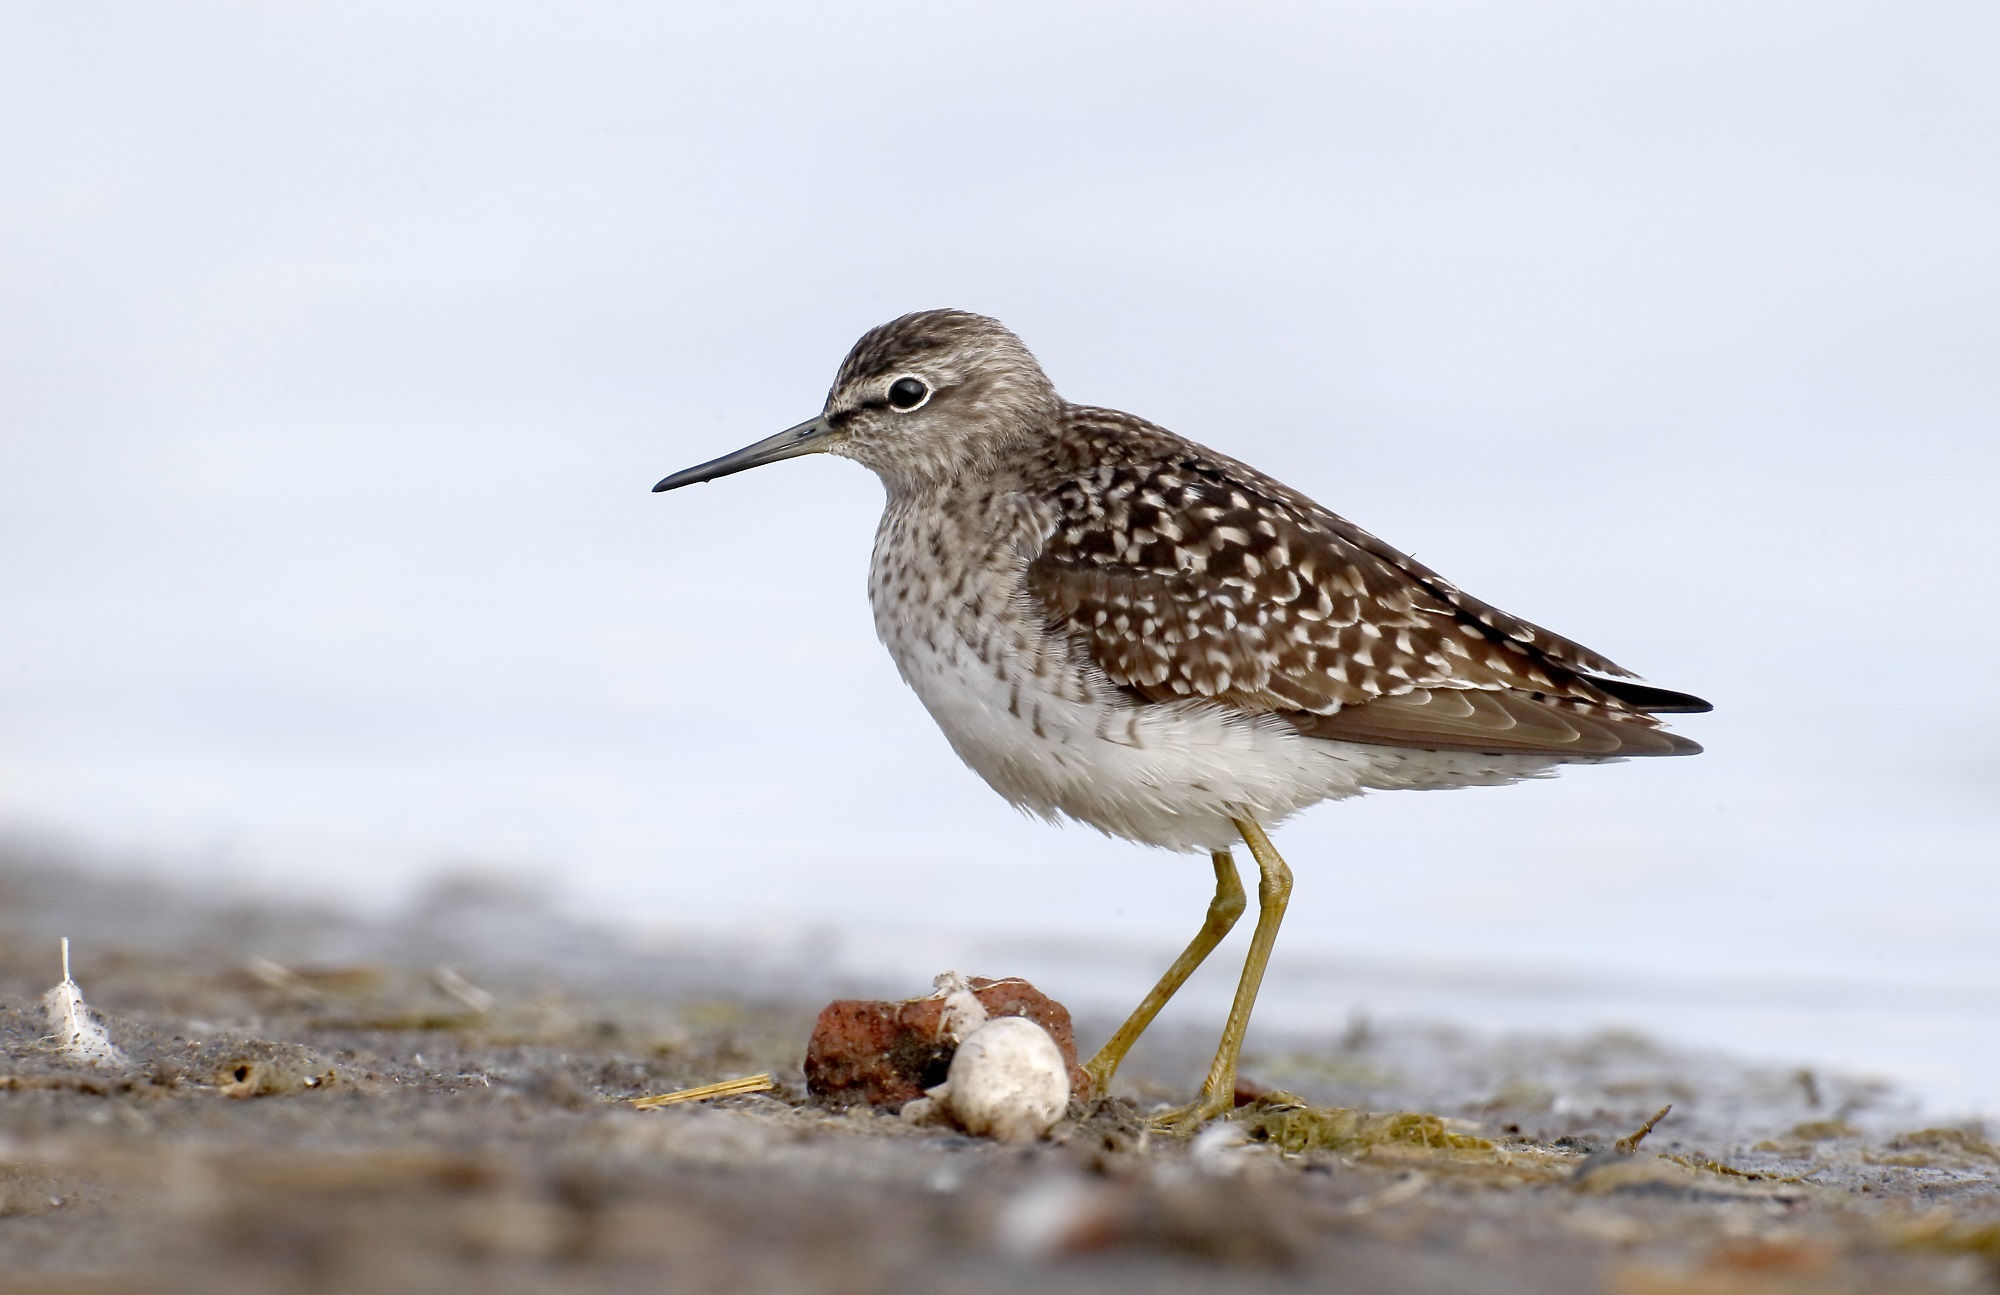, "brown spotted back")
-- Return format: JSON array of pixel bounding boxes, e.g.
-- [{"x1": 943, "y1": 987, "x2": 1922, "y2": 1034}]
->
[{"x1": 1022, "y1": 407, "x2": 1702, "y2": 757}]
